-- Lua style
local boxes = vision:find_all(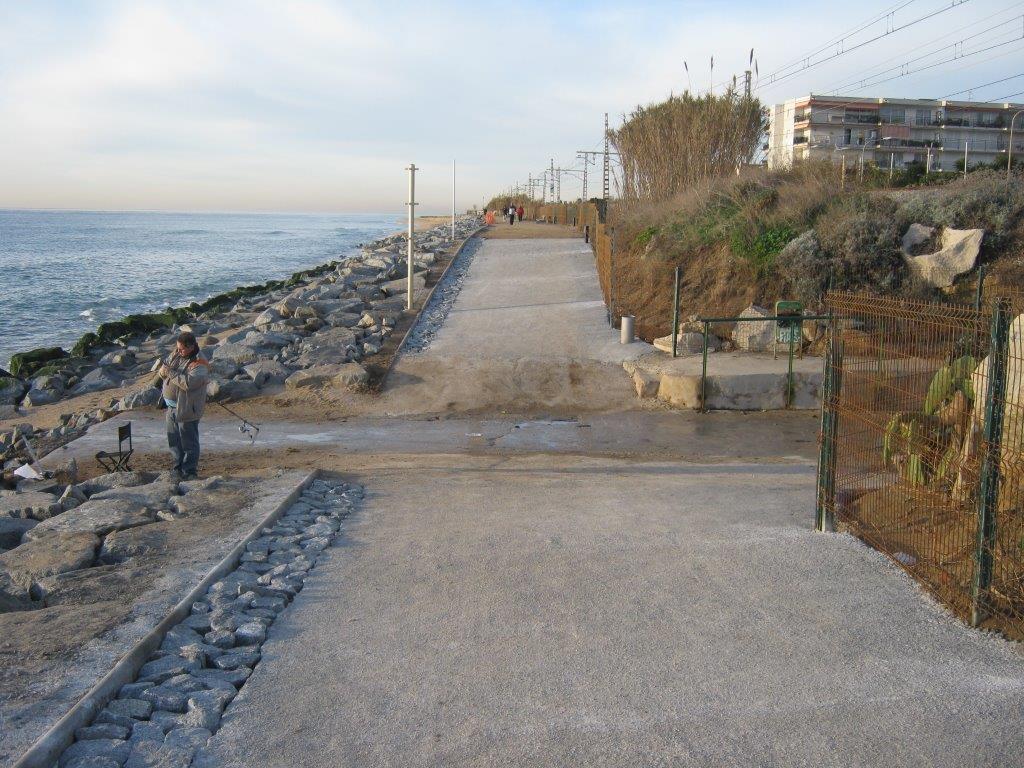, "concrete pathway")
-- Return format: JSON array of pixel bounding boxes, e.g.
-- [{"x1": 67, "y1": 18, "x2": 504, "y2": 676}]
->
[
  {"x1": 41, "y1": 410, "x2": 820, "y2": 470},
  {"x1": 199, "y1": 453, "x2": 1024, "y2": 767},
  {"x1": 382, "y1": 237, "x2": 651, "y2": 414},
  {"x1": 192, "y1": 235, "x2": 1024, "y2": 767}
]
